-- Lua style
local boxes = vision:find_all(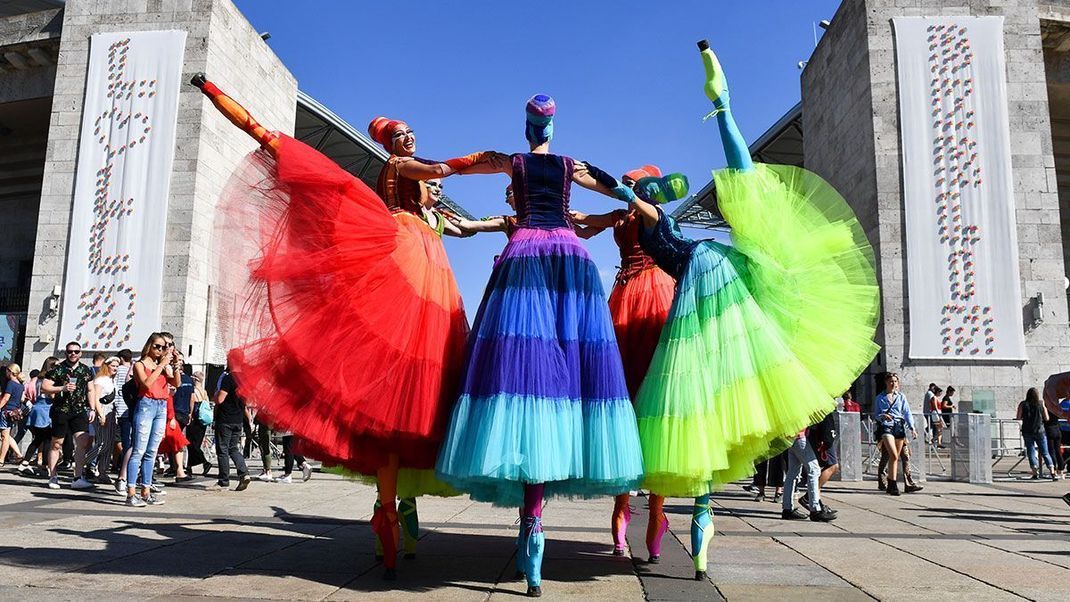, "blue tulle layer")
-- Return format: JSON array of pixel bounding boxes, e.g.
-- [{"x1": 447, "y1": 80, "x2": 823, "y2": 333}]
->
[{"x1": 436, "y1": 228, "x2": 644, "y2": 506}]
